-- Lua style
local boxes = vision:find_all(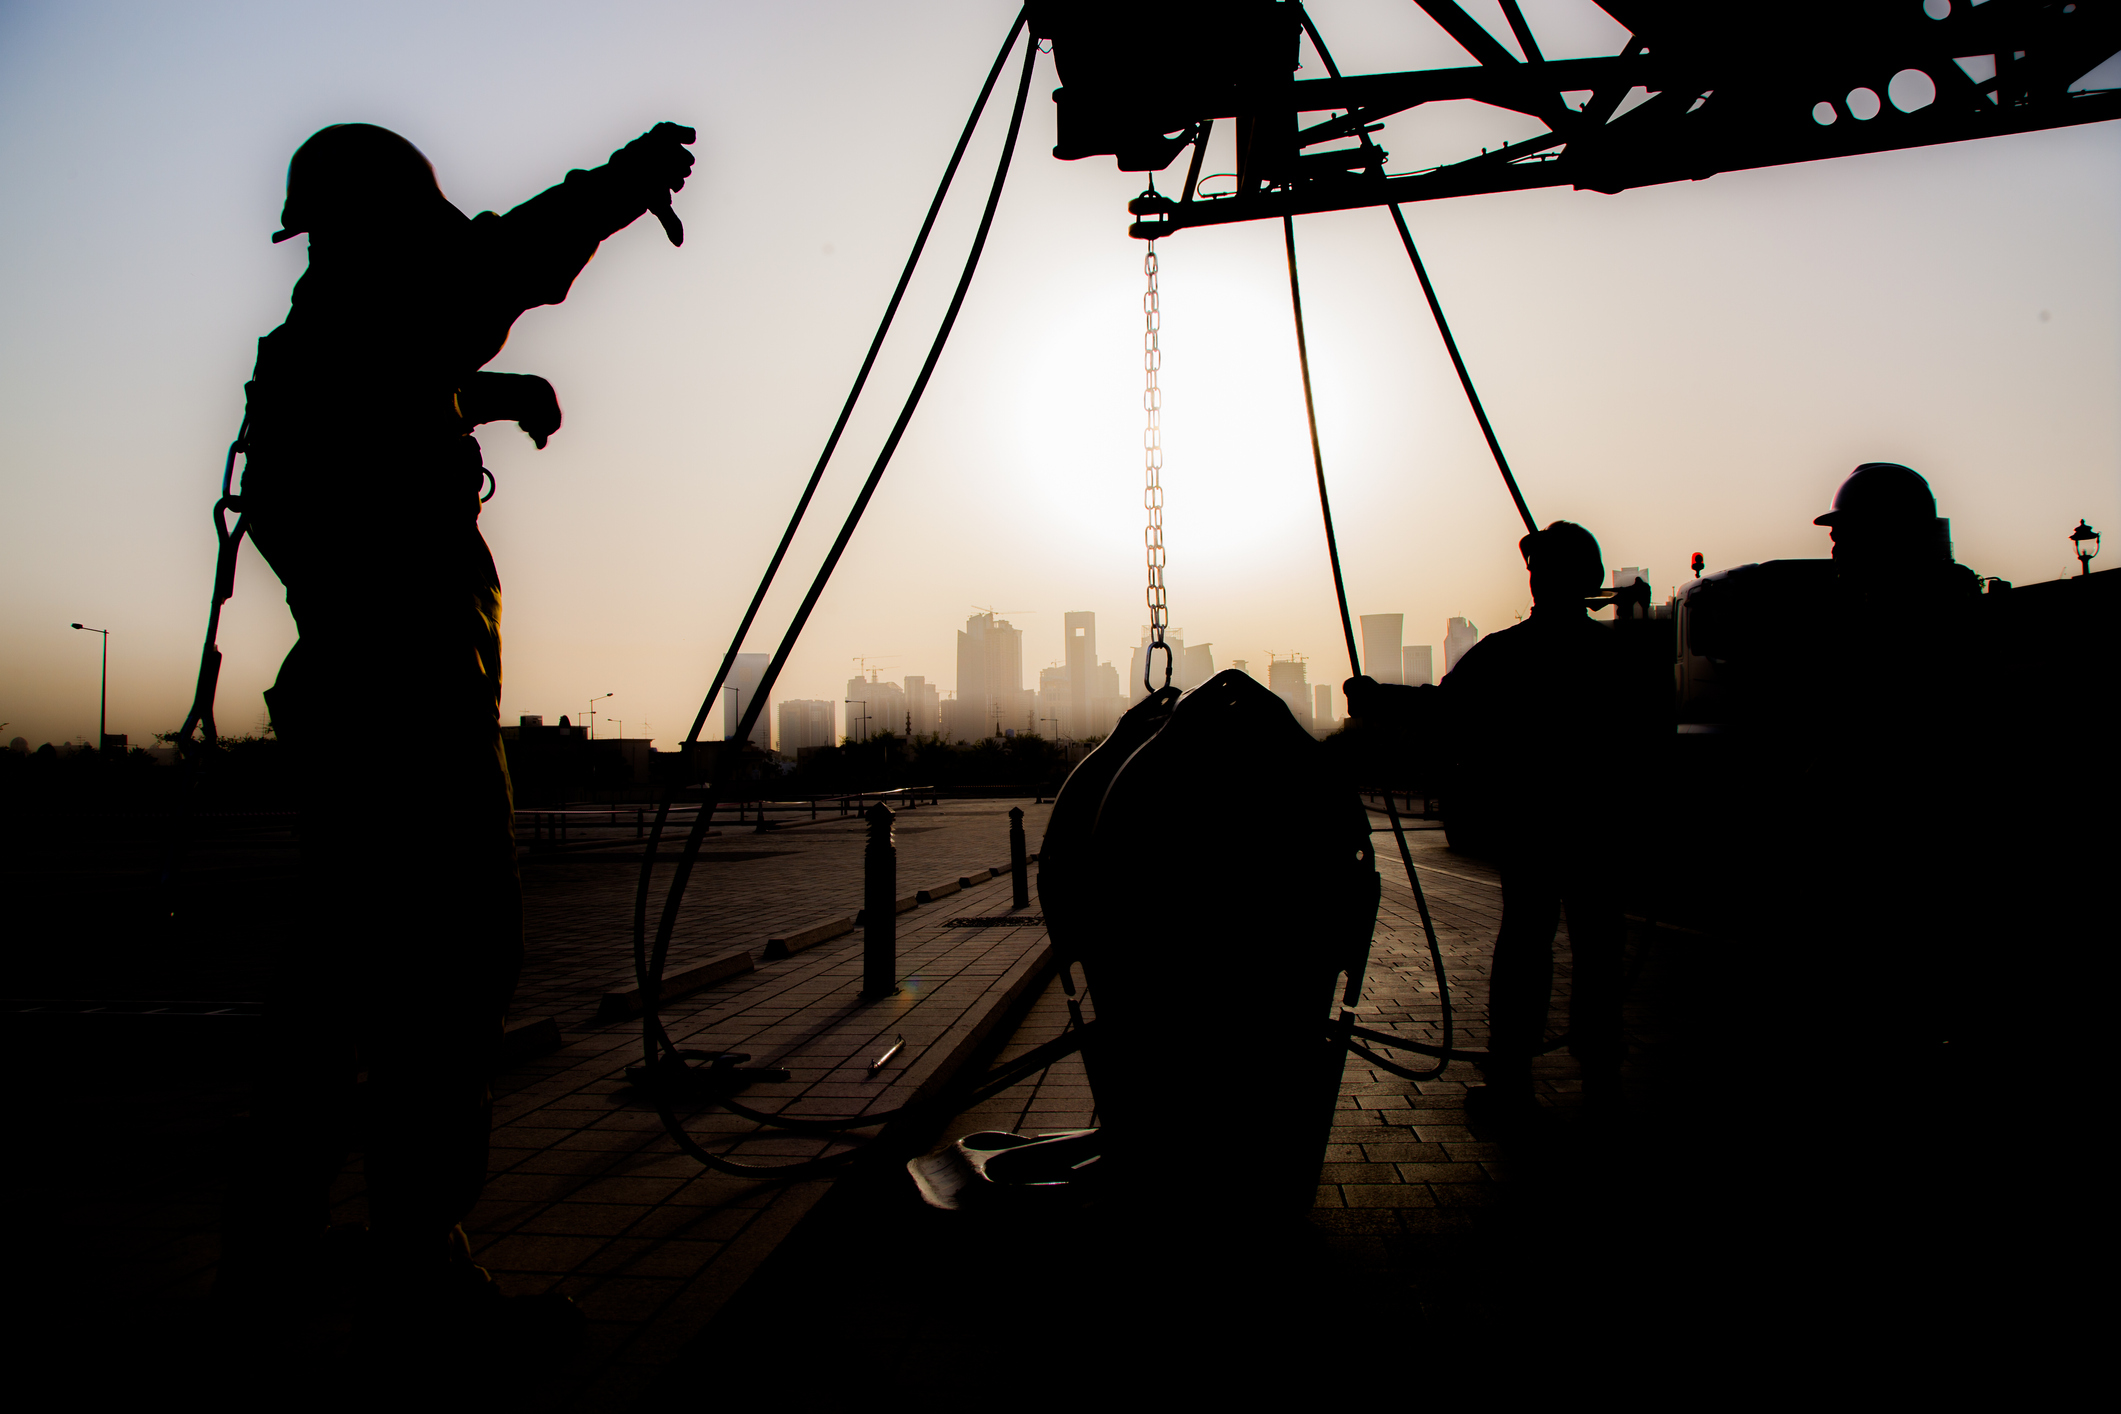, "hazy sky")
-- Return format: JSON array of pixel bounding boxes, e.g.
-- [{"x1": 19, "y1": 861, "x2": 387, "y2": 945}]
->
[{"x1": 3, "y1": 0, "x2": 2116, "y2": 751}]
